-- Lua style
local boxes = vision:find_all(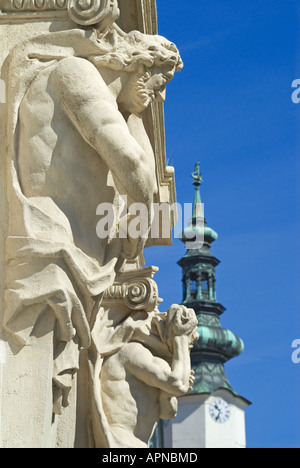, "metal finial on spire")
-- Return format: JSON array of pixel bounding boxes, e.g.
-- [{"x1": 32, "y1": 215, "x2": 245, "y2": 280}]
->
[
  {"x1": 191, "y1": 162, "x2": 203, "y2": 220},
  {"x1": 191, "y1": 162, "x2": 203, "y2": 186},
  {"x1": 180, "y1": 162, "x2": 218, "y2": 246}
]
